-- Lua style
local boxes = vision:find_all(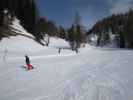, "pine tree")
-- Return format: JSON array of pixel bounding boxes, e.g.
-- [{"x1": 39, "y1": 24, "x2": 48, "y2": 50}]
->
[
  {"x1": 124, "y1": 9, "x2": 133, "y2": 48},
  {"x1": 67, "y1": 12, "x2": 86, "y2": 50},
  {"x1": 67, "y1": 25, "x2": 75, "y2": 50},
  {"x1": 58, "y1": 26, "x2": 66, "y2": 39}
]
